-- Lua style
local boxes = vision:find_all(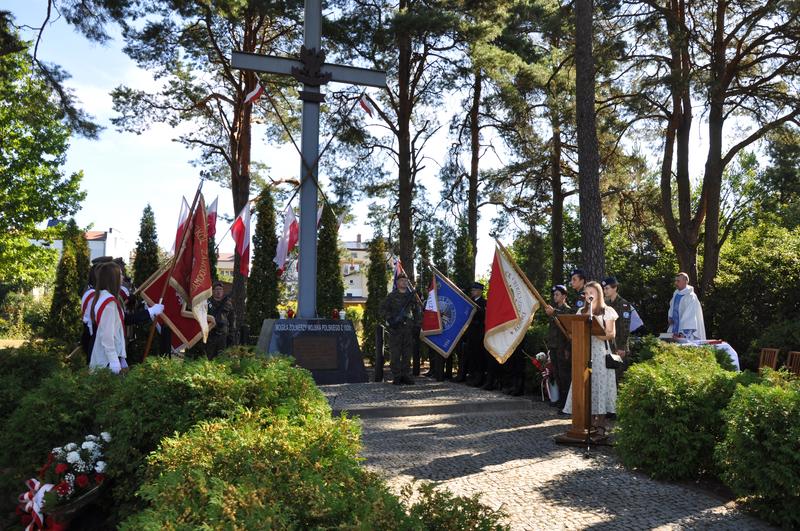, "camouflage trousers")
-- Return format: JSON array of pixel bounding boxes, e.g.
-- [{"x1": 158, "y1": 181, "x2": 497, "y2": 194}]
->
[{"x1": 388, "y1": 325, "x2": 415, "y2": 379}]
